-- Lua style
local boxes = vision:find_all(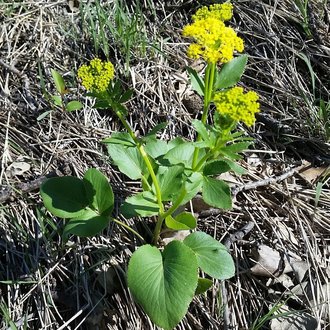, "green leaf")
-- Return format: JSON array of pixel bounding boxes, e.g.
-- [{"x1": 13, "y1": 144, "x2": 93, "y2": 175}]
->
[
  {"x1": 83, "y1": 168, "x2": 114, "y2": 216},
  {"x1": 66, "y1": 100, "x2": 83, "y2": 112},
  {"x1": 165, "y1": 212, "x2": 197, "y2": 230},
  {"x1": 63, "y1": 209, "x2": 109, "y2": 237},
  {"x1": 37, "y1": 110, "x2": 52, "y2": 121},
  {"x1": 183, "y1": 232, "x2": 235, "y2": 279},
  {"x1": 222, "y1": 159, "x2": 246, "y2": 175},
  {"x1": 202, "y1": 177, "x2": 232, "y2": 209},
  {"x1": 180, "y1": 172, "x2": 203, "y2": 205},
  {"x1": 107, "y1": 144, "x2": 147, "y2": 180},
  {"x1": 127, "y1": 241, "x2": 198, "y2": 330},
  {"x1": 145, "y1": 139, "x2": 169, "y2": 159},
  {"x1": 203, "y1": 160, "x2": 231, "y2": 176},
  {"x1": 223, "y1": 142, "x2": 251, "y2": 153},
  {"x1": 51, "y1": 69, "x2": 66, "y2": 94},
  {"x1": 119, "y1": 89, "x2": 133, "y2": 103},
  {"x1": 121, "y1": 191, "x2": 159, "y2": 218},
  {"x1": 163, "y1": 142, "x2": 195, "y2": 168},
  {"x1": 155, "y1": 165, "x2": 185, "y2": 201},
  {"x1": 195, "y1": 278, "x2": 213, "y2": 295},
  {"x1": 186, "y1": 66, "x2": 204, "y2": 96},
  {"x1": 51, "y1": 95, "x2": 62, "y2": 106},
  {"x1": 40, "y1": 177, "x2": 88, "y2": 218},
  {"x1": 192, "y1": 120, "x2": 211, "y2": 145},
  {"x1": 214, "y1": 55, "x2": 248, "y2": 90},
  {"x1": 102, "y1": 132, "x2": 136, "y2": 147}
]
